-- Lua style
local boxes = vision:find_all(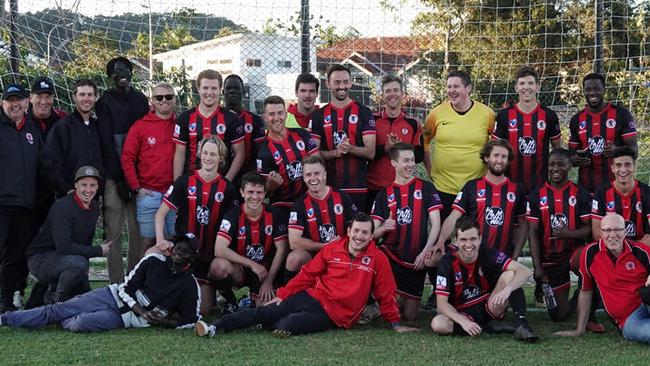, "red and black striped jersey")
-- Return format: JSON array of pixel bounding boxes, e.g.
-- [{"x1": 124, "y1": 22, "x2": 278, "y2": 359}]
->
[
  {"x1": 527, "y1": 181, "x2": 592, "y2": 264},
  {"x1": 371, "y1": 177, "x2": 442, "y2": 264},
  {"x1": 238, "y1": 109, "x2": 266, "y2": 175},
  {"x1": 173, "y1": 106, "x2": 244, "y2": 174},
  {"x1": 310, "y1": 101, "x2": 376, "y2": 194},
  {"x1": 288, "y1": 188, "x2": 358, "y2": 244},
  {"x1": 163, "y1": 172, "x2": 238, "y2": 262},
  {"x1": 256, "y1": 128, "x2": 319, "y2": 207},
  {"x1": 435, "y1": 246, "x2": 512, "y2": 309},
  {"x1": 217, "y1": 204, "x2": 287, "y2": 268},
  {"x1": 453, "y1": 177, "x2": 527, "y2": 255},
  {"x1": 367, "y1": 110, "x2": 423, "y2": 190},
  {"x1": 569, "y1": 103, "x2": 636, "y2": 192},
  {"x1": 493, "y1": 104, "x2": 561, "y2": 192},
  {"x1": 592, "y1": 180, "x2": 650, "y2": 240}
]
